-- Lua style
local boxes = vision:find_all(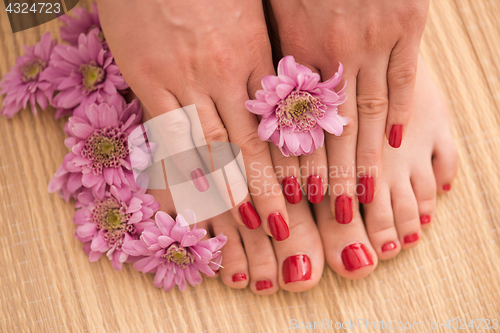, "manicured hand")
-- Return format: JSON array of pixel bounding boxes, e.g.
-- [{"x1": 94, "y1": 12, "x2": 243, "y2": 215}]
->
[
  {"x1": 268, "y1": 0, "x2": 429, "y2": 220},
  {"x1": 97, "y1": 0, "x2": 291, "y2": 239}
]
